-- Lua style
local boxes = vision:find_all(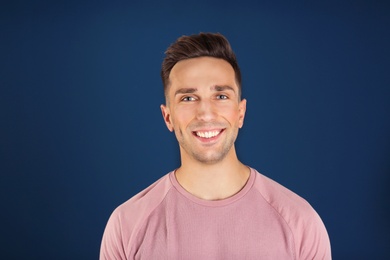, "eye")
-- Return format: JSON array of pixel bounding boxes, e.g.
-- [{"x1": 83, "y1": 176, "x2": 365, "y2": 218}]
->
[
  {"x1": 216, "y1": 94, "x2": 228, "y2": 100},
  {"x1": 181, "y1": 96, "x2": 196, "y2": 102}
]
